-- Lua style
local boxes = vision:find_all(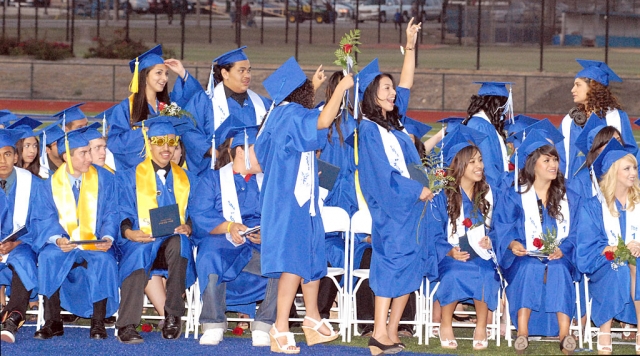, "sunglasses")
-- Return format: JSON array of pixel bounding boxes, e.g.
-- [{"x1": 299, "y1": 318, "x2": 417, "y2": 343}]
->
[{"x1": 150, "y1": 135, "x2": 180, "y2": 147}]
